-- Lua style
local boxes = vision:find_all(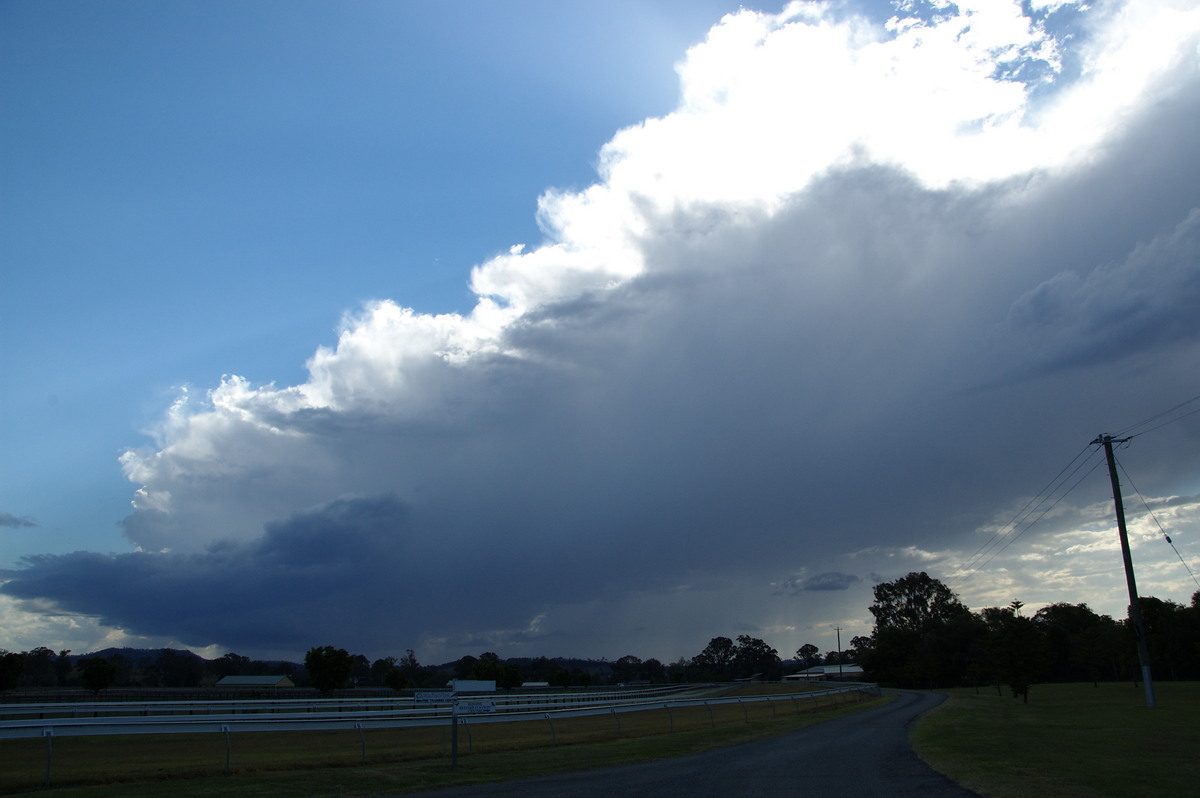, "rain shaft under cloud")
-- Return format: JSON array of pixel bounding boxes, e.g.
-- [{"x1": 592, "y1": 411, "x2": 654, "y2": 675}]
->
[{"x1": 5, "y1": 0, "x2": 1200, "y2": 662}]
